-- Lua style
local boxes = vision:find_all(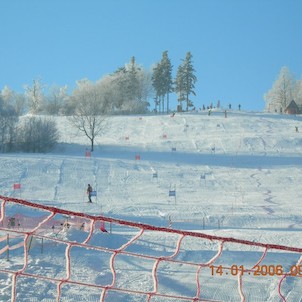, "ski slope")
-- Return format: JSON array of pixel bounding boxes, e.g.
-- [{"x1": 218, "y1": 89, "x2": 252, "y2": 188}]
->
[{"x1": 1, "y1": 110, "x2": 302, "y2": 301}]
